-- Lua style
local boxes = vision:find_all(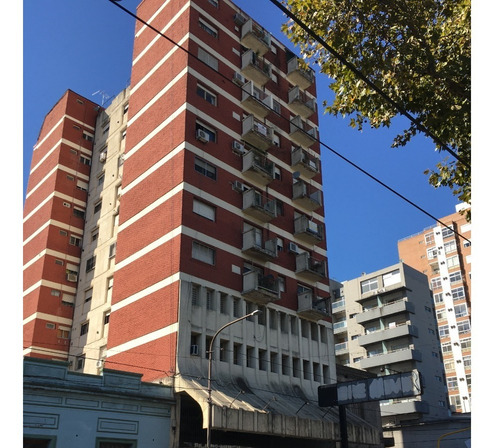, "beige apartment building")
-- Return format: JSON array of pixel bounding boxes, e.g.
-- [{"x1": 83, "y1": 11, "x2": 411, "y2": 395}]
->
[
  {"x1": 398, "y1": 204, "x2": 471, "y2": 413},
  {"x1": 331, "y1": 262, "x2": 450, "y2": 429}
]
